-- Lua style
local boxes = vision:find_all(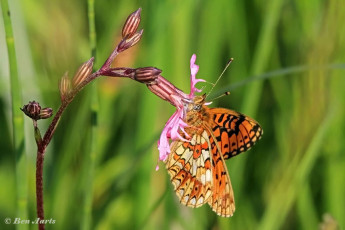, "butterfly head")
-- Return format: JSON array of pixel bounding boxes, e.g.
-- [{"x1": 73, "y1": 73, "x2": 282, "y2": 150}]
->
[
  {"x1": 183, "y1": 89, "x2": 233, "y2": 128},
  {"x1": 184, "y1": 94, "x2": 206, "y2": 112},
  {"x1": 181, "y1": 94, "x2": 211, "y2": 127}
]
